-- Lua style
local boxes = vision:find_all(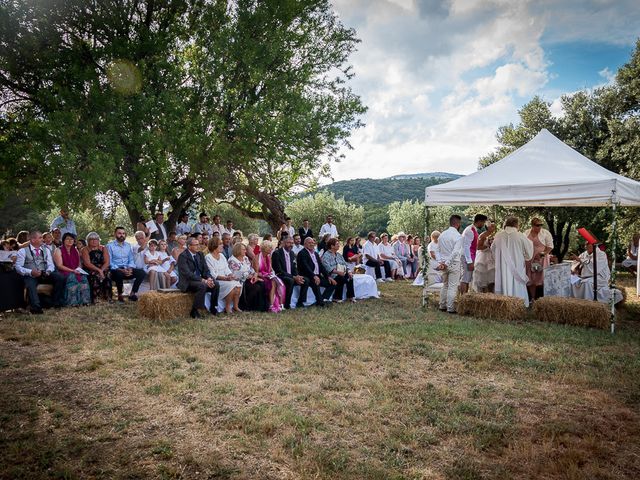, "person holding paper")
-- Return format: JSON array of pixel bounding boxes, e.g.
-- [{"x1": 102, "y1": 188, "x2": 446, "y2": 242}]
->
[
  {"x1": 52, "y1": 233, "x2": 91, "y2": 306},
  {"x1": 570, "y1": 243, "x2": 614, "y2": 302},
  {"x1": 150, "y1": 212, "x2": 167, "y2": 241}
]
